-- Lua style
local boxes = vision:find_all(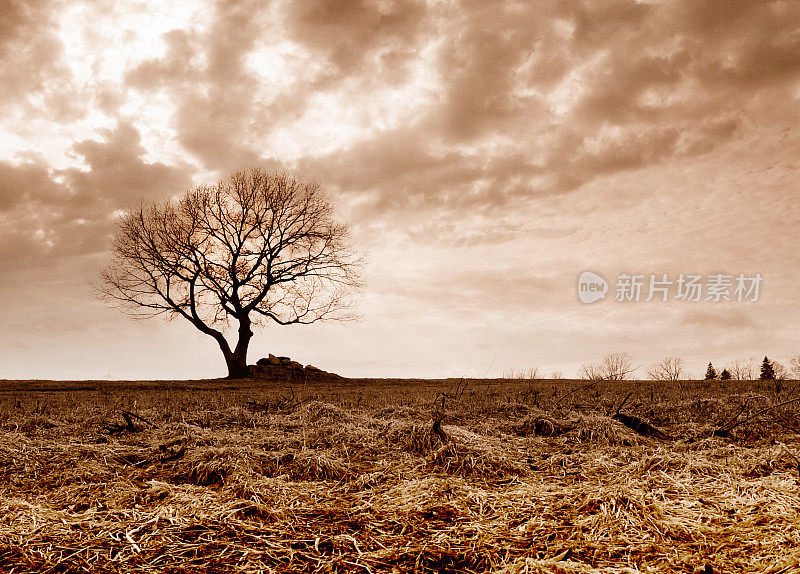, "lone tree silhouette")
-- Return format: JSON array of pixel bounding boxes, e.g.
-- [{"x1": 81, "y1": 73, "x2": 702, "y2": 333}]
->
[
  {"x1": 705, "y1": 362, "x2": 717, "y2": 380},
  {"x1": 99, "y1": 168, "x2": 363, "y2": 378}
]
